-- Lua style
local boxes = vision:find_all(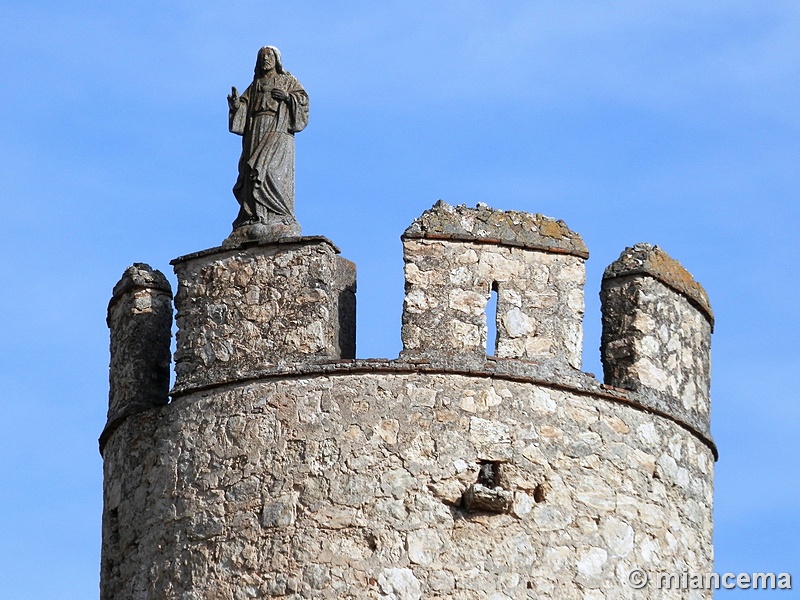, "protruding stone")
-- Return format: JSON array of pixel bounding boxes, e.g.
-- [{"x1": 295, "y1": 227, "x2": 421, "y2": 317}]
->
[{"x1": 462, "y1": 483, "x2": 513, "y2": 513}]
